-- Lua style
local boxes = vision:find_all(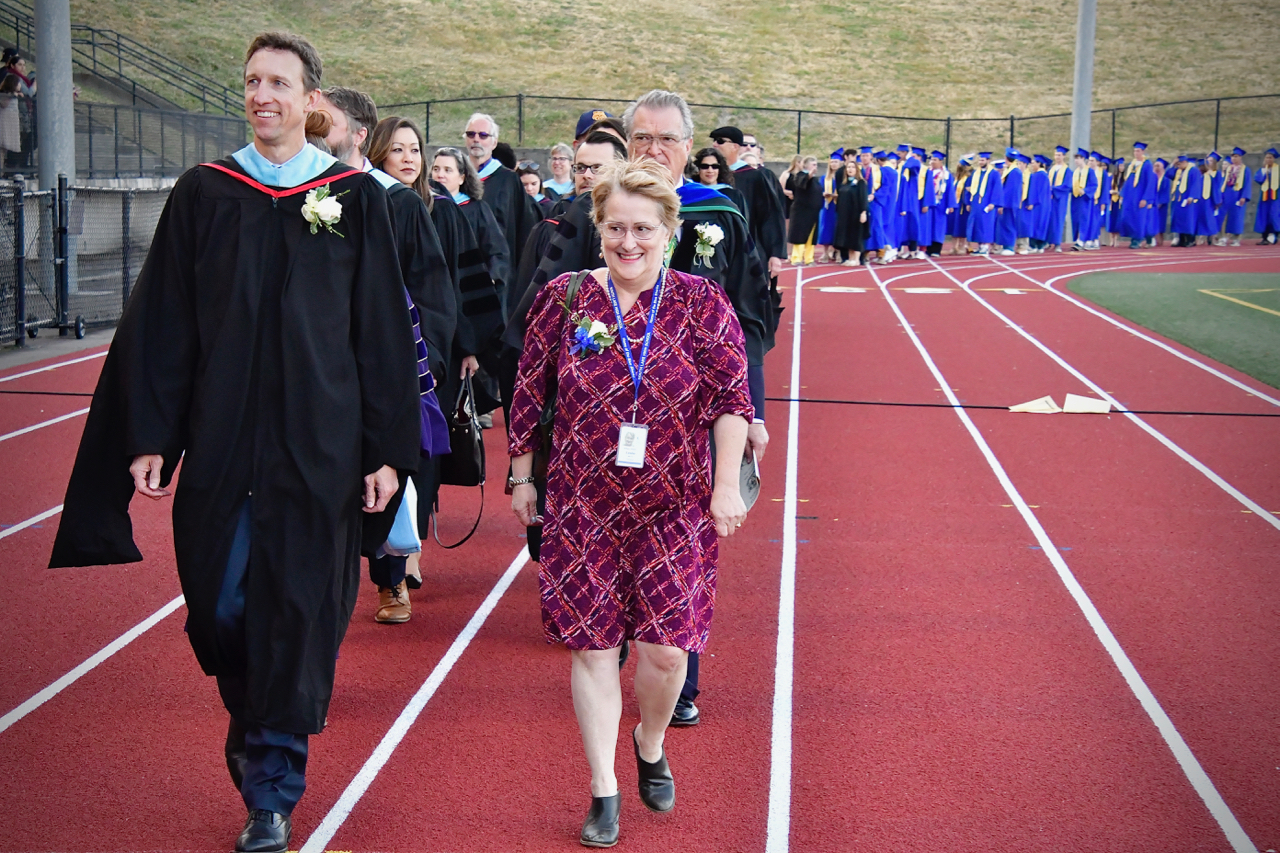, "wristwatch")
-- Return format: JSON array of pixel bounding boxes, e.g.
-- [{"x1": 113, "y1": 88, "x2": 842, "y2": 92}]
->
[{"x1": 508, "y1": 476, "x2": 535, "y2": 488}]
